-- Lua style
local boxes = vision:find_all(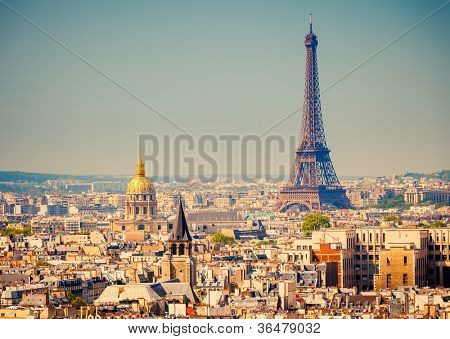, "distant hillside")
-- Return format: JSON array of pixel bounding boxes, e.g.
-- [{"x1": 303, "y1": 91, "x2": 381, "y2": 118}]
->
[
  {"x1": 0, "y1": 171, "x2": 127, "y2": 183},
  {"x1": 404, "y1": 170, "x2": 449, "y2": 181},
  {"x1": 1, "y1": 170, "x2": 449, "y2": 184}
]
